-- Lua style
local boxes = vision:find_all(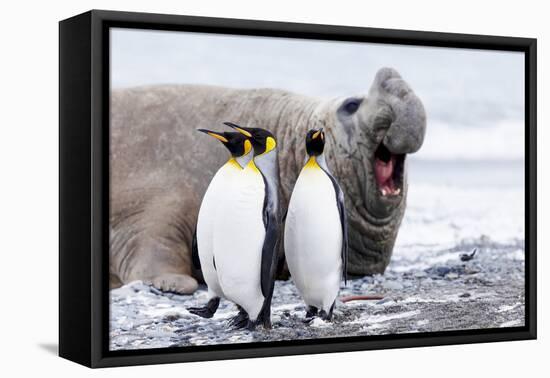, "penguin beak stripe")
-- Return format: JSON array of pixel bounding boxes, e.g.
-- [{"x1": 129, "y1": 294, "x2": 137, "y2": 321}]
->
[
  {"x1": 223, "y1": 122, "x2": 253, "y2": 138},
  {"x1": 207, "y1": 132, "x2": 229, "y2": 143},
  {"x1": 233, "y1": 126, "x2": 252, "y2": 138}
]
